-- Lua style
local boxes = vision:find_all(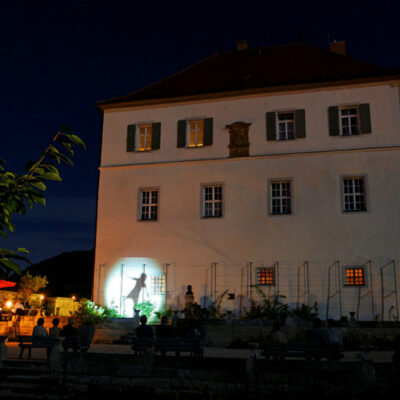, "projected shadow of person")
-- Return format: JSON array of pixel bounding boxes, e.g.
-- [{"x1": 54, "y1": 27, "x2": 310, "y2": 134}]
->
[{"x1": 126, "y1": 273, "x2": 149, "y2": 313}]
